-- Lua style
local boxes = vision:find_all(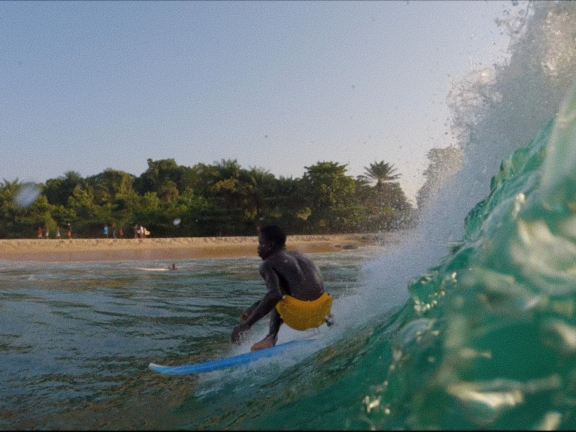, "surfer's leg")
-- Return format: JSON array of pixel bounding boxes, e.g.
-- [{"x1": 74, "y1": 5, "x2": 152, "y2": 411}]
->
[
  {"x1": 268, "y1": 308, "x2": 283, "y2": 338},
  {"x1": 250, "y1": 310, "x2": 282, "y2": 351}
]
